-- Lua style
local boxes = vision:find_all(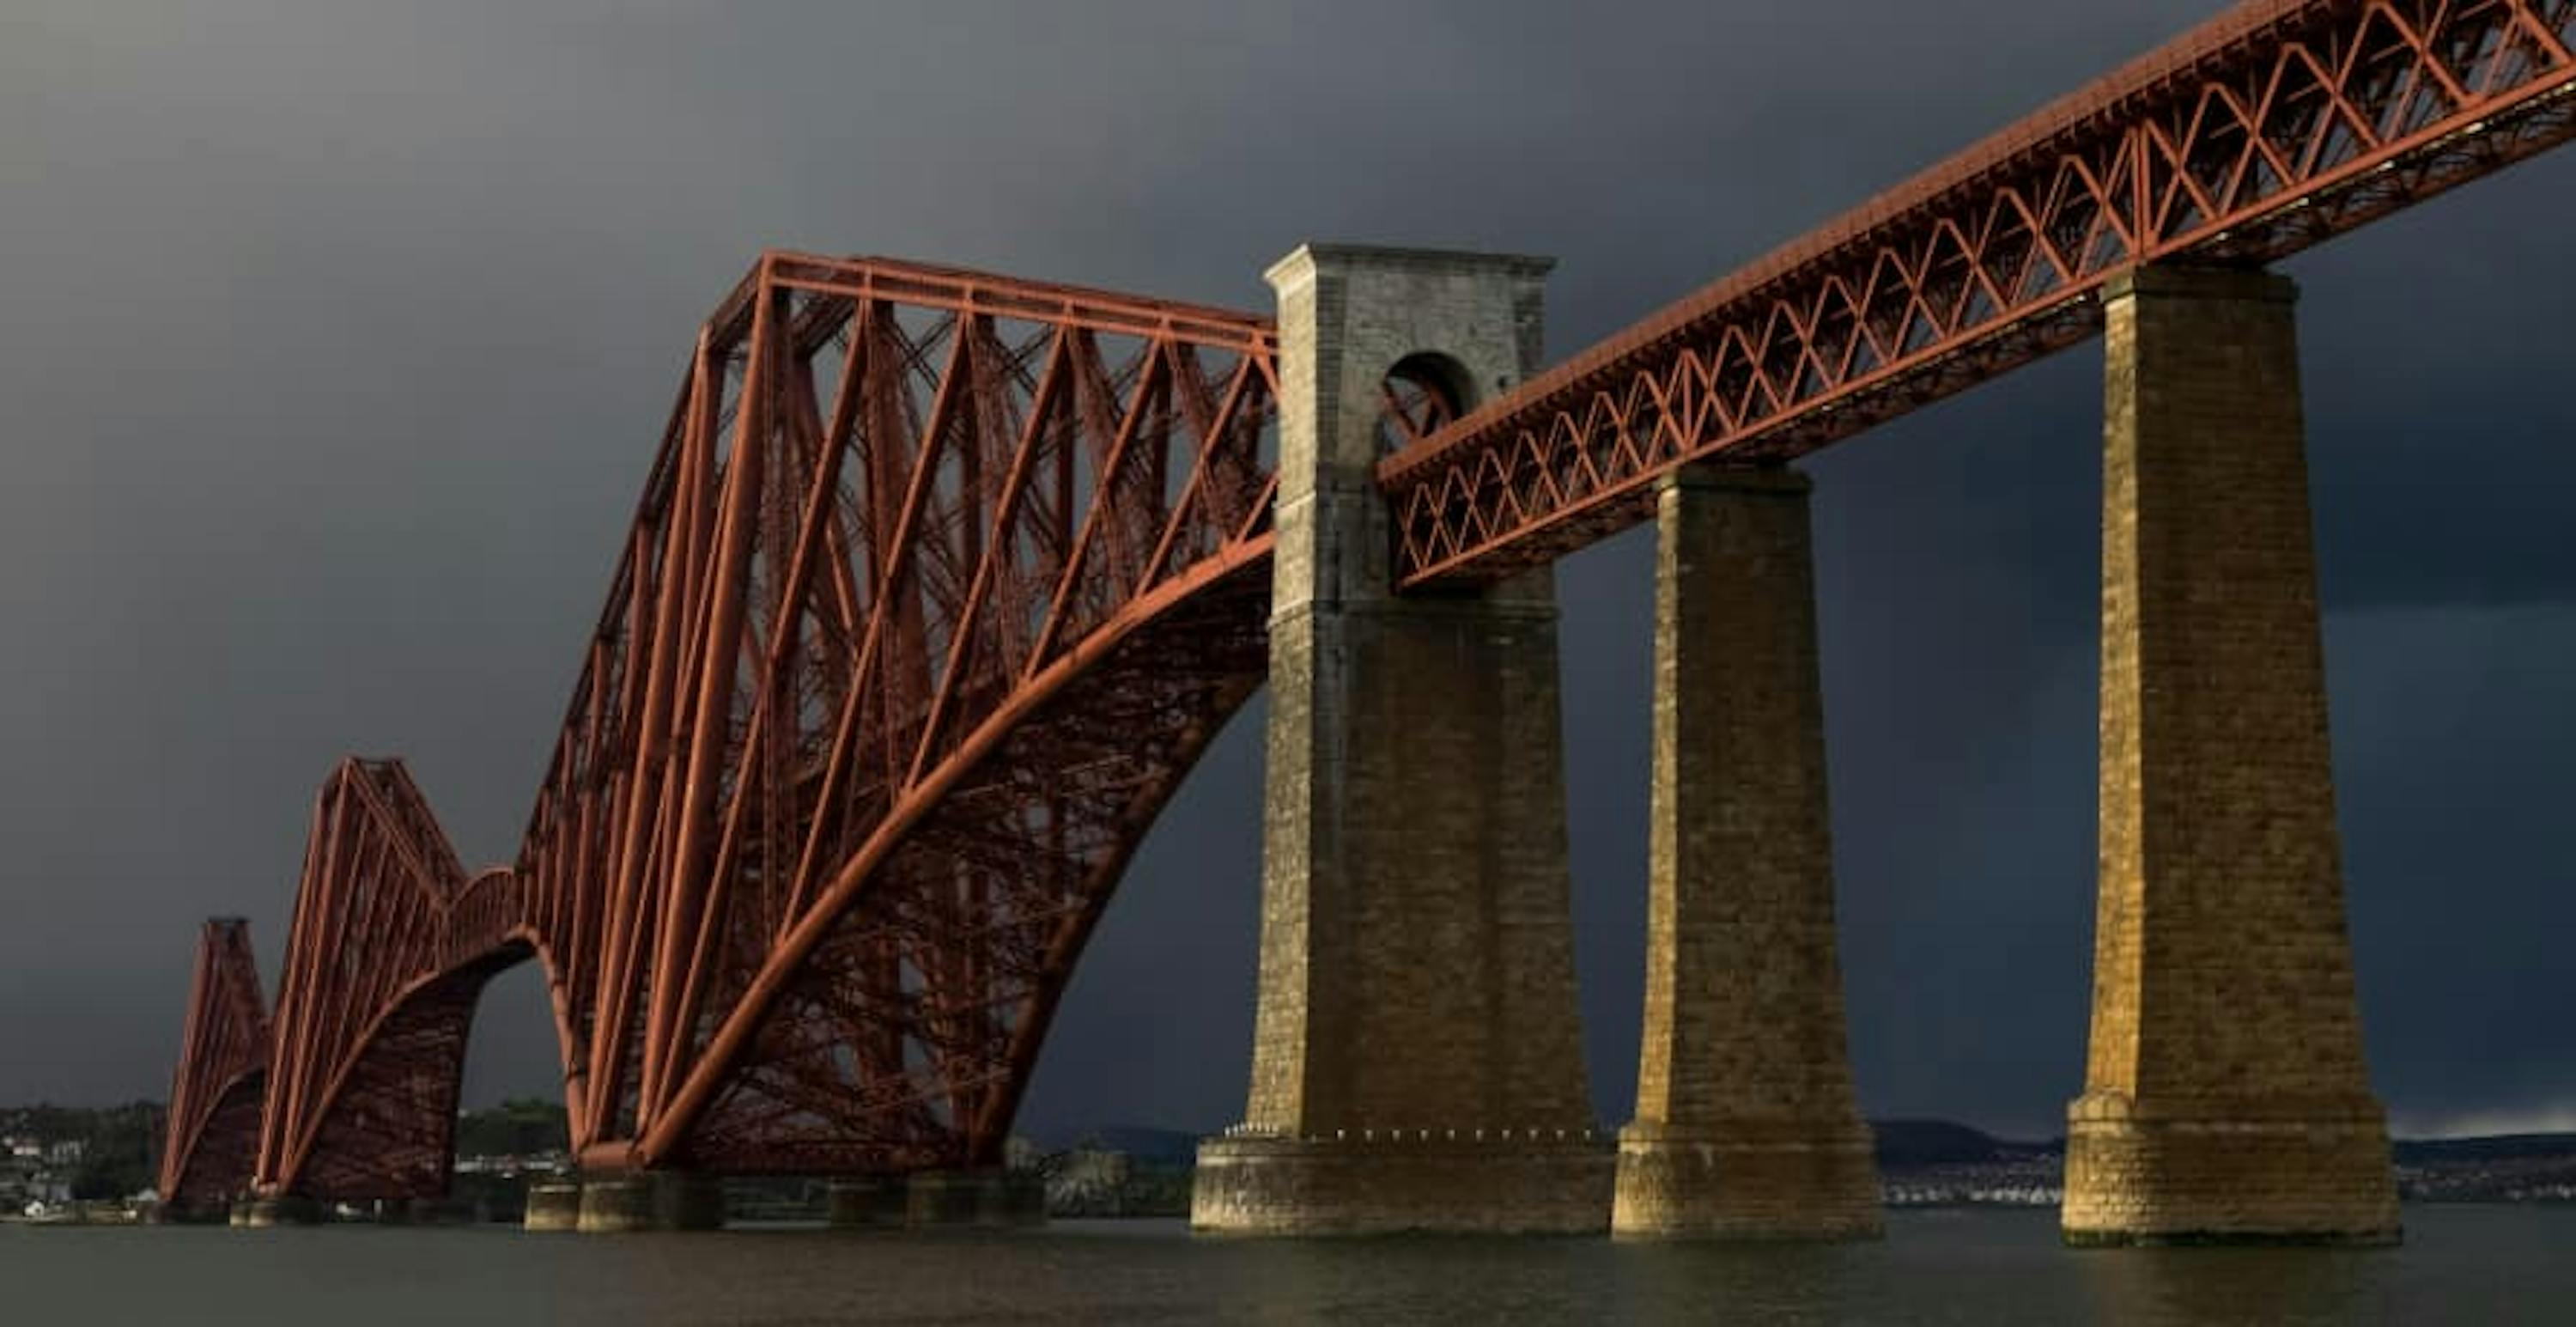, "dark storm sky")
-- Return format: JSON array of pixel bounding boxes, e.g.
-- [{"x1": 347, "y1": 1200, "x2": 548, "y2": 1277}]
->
[{"x1": 3, "y1": 1, "x2": 2568, "y2": 1143}]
